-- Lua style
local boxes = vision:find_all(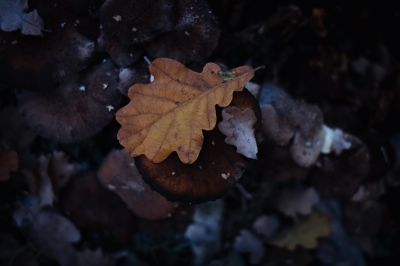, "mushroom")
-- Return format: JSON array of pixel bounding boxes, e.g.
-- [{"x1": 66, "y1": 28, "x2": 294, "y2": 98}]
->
[
  {"x1": 117, "y1": 63, "x2": 149, "y2": 95},
  {"x1": 135, "y1": 90, "x2": 260, "y2": 202},
  {"x1": 99, "y1": 0, "x2": 175, "y2": 46},
  {"x1": 136, "y1": 128, "x2": 245, "y2": 203},
  {"x1": 17, "y1": 59, "x2": 121, "y2": 143},
  {"x1": 0, "y1": 27, "x2": 95, "y2": 92},
  {"x1": 145, "y1": 0, "x2": 221, "y2": 63},
  {"x1": 97, "y1": 30, "x2": 143, "y2": 67},
  {"x1": 98, "y1": 149, "x2": 175, "y2": 220}
]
